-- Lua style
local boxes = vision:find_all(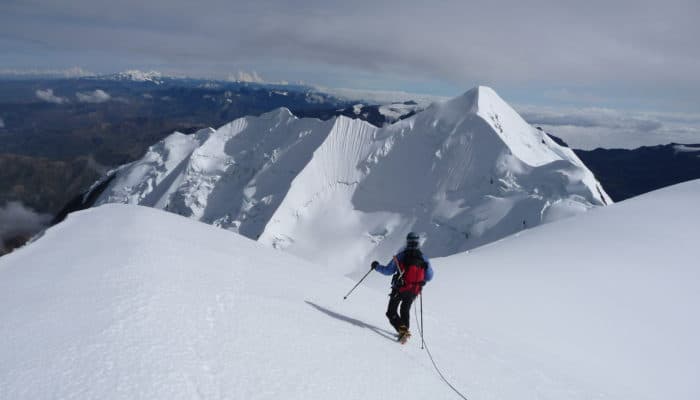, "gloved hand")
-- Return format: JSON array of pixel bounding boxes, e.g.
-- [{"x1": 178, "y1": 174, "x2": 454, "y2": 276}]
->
[{"x1": 371, "y1": 261, "x2": 379, "y2": 269}]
